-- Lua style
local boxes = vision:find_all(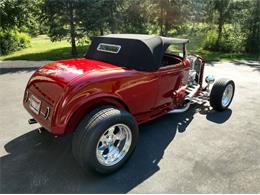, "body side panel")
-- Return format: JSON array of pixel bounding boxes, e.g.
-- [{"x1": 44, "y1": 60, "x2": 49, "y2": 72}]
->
[{"x1": 50, "y1": 69, "x2": 160, "y2": 134}]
